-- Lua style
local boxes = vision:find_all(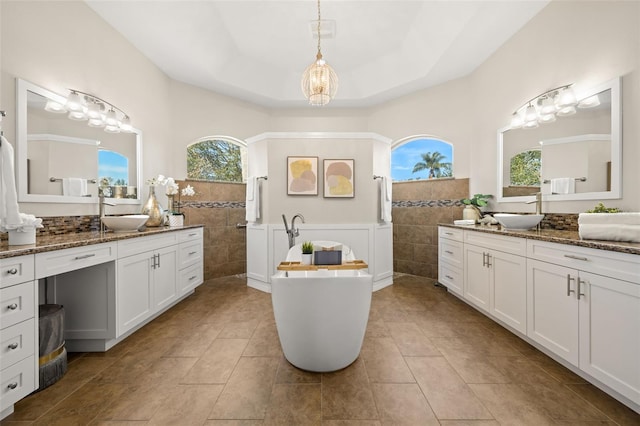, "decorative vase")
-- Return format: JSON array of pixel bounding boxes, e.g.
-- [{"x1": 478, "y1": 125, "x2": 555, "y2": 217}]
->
[
  {"x1": 167, "y1": 194, "x2": 175, "y2": 214},
  {"x1": 141, "y1": 185, "x2": 164, "y2": 227},
  {"x1": 462, "y1": 205, "x2": 481, "y2": 223},
  {"x1": 301, "y1": 253, "x2": 313, "y2": 265}
]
